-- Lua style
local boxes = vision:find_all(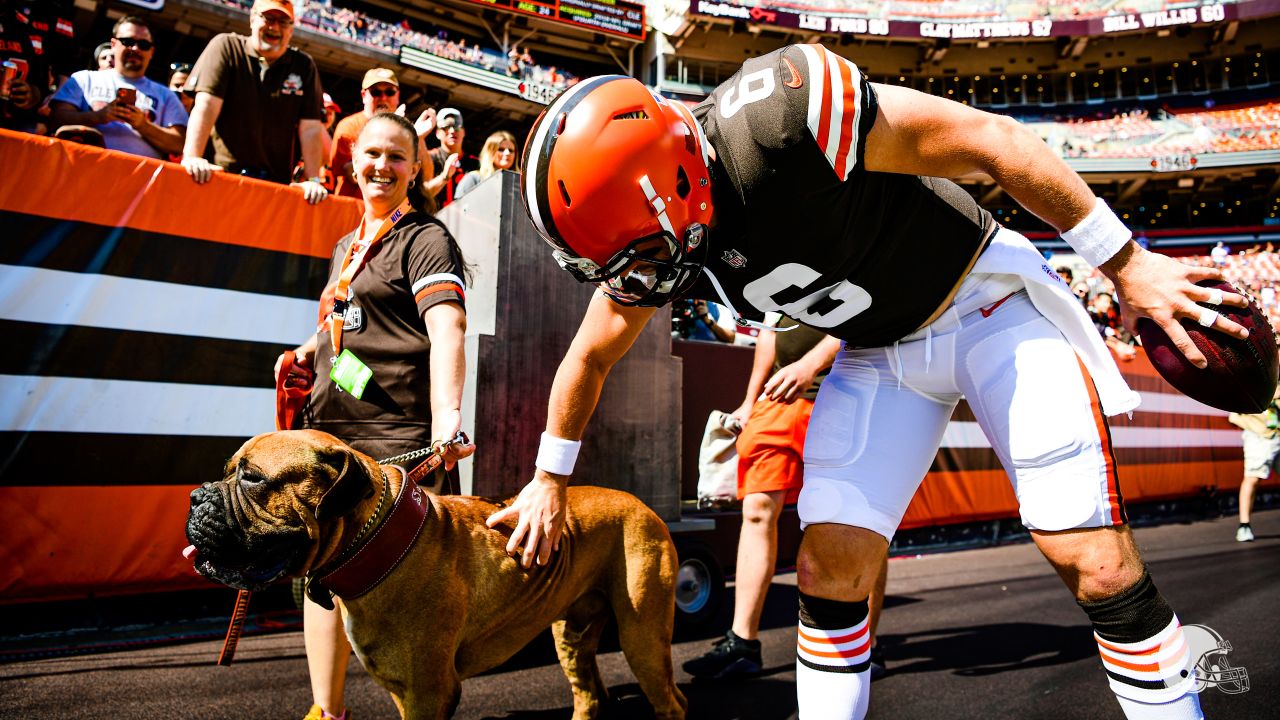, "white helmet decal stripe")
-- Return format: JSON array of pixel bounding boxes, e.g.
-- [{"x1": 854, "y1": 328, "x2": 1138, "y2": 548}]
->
[{"x1": 639, "y1": 174, "x2": 676, "y2": 238}]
